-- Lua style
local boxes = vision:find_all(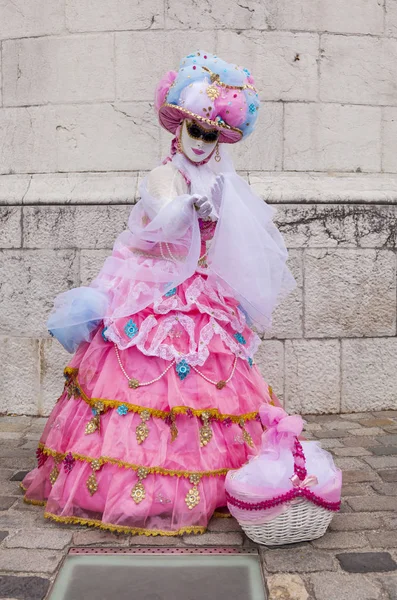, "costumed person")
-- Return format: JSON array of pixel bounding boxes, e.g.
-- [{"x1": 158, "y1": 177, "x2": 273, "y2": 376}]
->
[{"x1": 21, "y1": 51, "x2": 296, "y2": 536}]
